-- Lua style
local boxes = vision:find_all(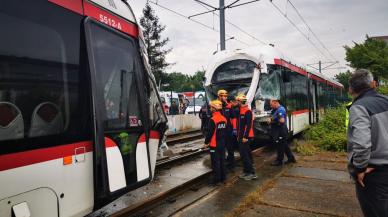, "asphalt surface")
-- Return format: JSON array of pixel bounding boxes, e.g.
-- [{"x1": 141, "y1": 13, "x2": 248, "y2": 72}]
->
[{"x1": 175, "y1": 151, "x2": 363, "y2": 217}]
